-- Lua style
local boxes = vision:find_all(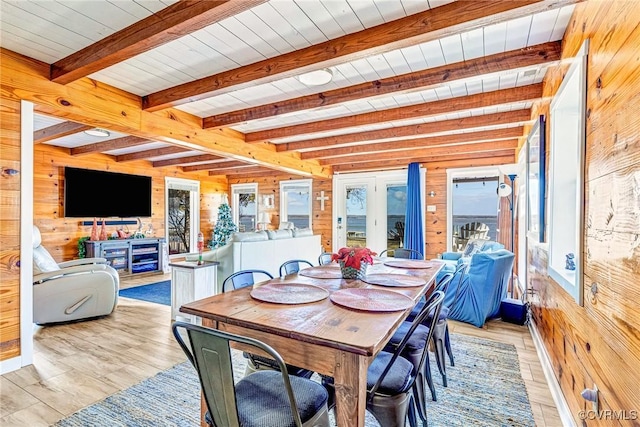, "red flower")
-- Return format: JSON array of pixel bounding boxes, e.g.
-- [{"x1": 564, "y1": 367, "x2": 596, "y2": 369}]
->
[{"x1": 331, "y1": 247, "x2": 376, "y2": 270}]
